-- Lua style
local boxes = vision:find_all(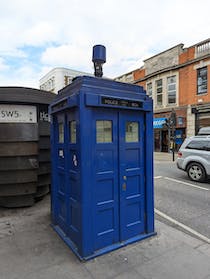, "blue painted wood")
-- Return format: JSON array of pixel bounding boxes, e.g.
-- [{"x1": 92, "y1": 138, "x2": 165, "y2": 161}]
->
[
  {"x1": 119, "y1": 111, "x2": 145, "y2": 241},
  {"x1": 50, "y1": 76, "x2": 156, "y2": 260}
]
